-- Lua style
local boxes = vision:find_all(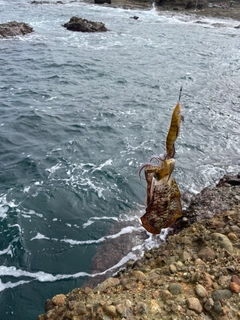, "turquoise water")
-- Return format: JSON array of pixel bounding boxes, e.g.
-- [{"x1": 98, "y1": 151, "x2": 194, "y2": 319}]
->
[{"x1": 0, "y1": 0, "x2": 240, "y2": 318}]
